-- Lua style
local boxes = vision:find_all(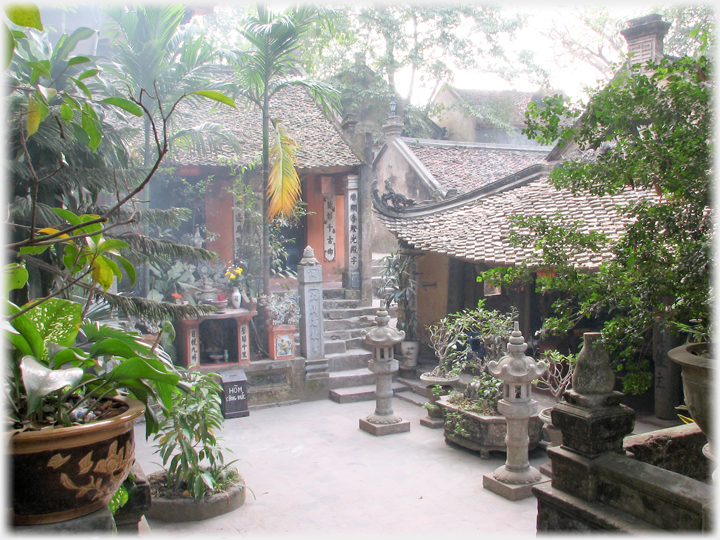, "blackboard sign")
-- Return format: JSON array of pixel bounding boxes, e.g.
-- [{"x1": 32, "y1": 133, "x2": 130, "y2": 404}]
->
[{"x1": 220, "y1": 370, "x2": 249, "y2": 419}]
